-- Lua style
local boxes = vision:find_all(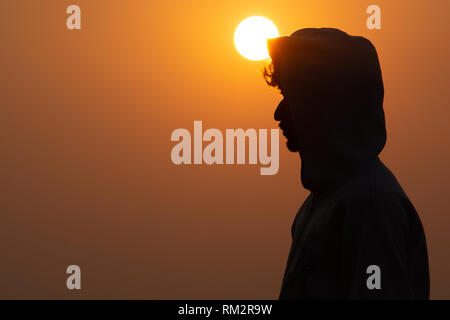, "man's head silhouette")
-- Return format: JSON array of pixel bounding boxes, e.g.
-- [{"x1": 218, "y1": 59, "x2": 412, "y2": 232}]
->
[
  {"x1": 267, "y1": 28, "x2": 430, "y2": 300},
  {"x1": 264, "y1": 28, "x2": 386, "y2": 192}
]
